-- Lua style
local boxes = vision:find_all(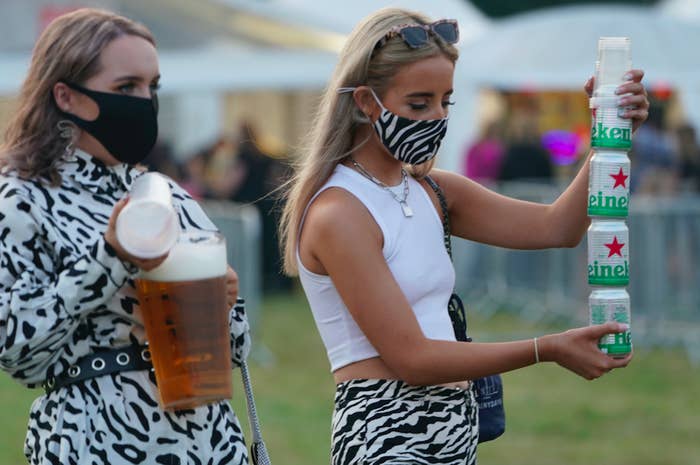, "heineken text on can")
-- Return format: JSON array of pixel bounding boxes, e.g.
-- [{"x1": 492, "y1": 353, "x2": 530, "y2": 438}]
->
[
  {"x1": 587, "y1": 220, "x2": 629, "y2": 286},
  {"x1": 588, "y1": 150, "x2": 630, "y2": 217},
  {"x1": 590, "y1": 87, "x2": 632, "y2": 150},
  {"x1": 589, "y1": 288, "x2": 632, "y2": 357}
]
